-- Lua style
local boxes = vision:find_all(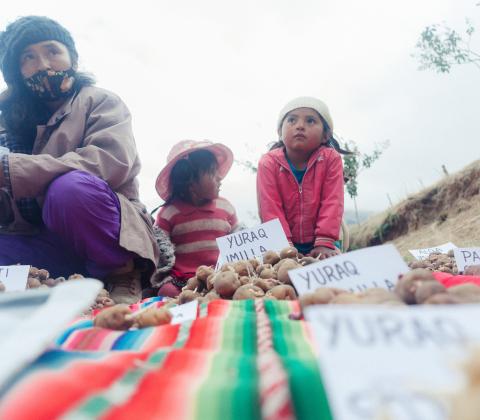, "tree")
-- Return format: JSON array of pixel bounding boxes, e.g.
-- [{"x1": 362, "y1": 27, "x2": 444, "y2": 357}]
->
[
  {"x1": 414, "y1": 5, "x2": 480, "y2": 73},
  {"x1": 343, "y1": 140, "x2": 390, "y2": 224}
]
